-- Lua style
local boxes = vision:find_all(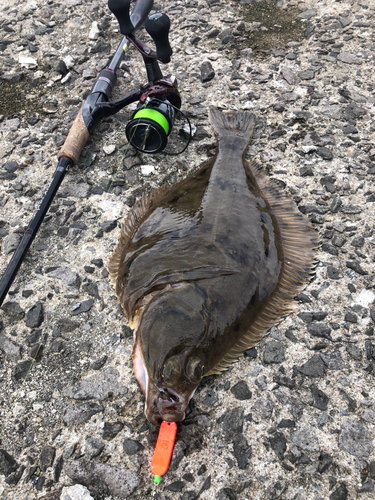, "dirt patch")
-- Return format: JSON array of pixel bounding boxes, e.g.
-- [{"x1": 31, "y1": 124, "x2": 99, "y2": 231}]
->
[
  {"x1": 0, "y1": 77, "x2": 45, "y2": 118},
  {"x1": 238, "y1": 0, "x2": 305, "y2": 52}
]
